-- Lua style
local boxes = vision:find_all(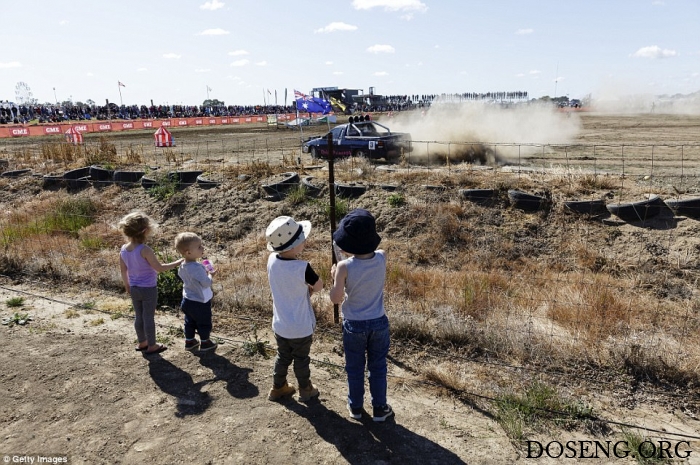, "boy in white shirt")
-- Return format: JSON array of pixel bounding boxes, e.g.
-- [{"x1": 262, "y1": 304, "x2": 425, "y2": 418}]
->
[{"x1": 265, "y1": 216, "x2": 323, "y2": 402}]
